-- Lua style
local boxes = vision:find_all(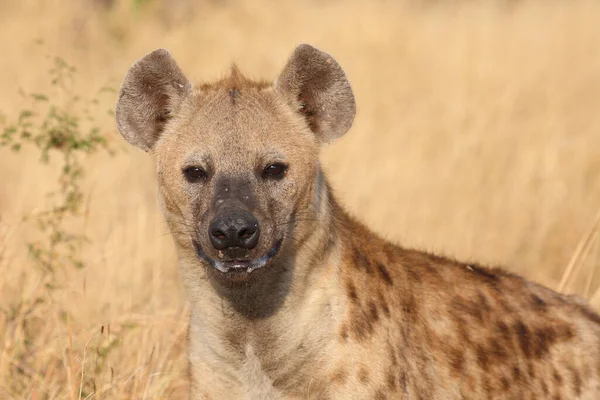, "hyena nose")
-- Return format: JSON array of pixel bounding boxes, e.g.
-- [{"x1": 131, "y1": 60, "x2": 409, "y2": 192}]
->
[{"x1": 208, "y1": 212, "x2": 260, "y2": 251}]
